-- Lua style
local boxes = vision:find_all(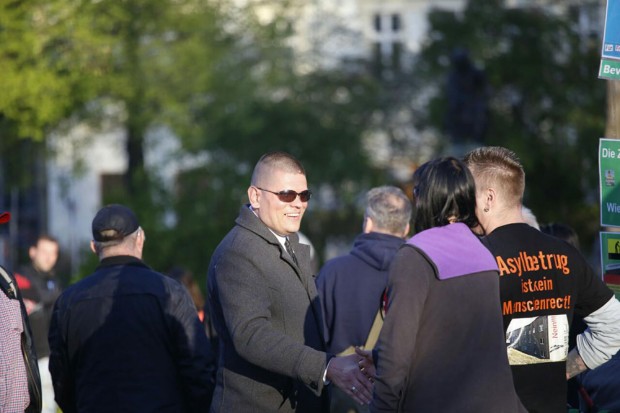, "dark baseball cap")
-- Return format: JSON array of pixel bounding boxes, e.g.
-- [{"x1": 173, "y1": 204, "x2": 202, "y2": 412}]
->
[
  {"x1": 0, "y1": 211, "x2": 10, "y2": 224},
  {"x1": 92, "y1": 204, "x2": 139, "y2": 242}
]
